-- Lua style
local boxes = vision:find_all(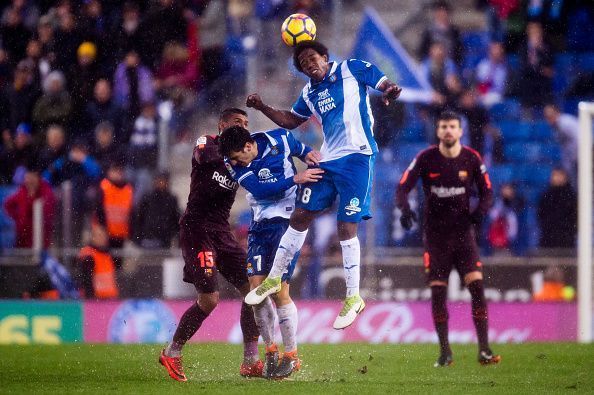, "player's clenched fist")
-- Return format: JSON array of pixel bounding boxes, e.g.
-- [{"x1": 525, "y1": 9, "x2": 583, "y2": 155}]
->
[
  {"x1": 293, "y1": 168, "x2": 324, "y2": 184},
  {"x1": 246, "y1": 94, "x2": 265, "y2": 110},
  {"x1": 400, "y1": 209, "x2": 417, "y2": 230}
]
